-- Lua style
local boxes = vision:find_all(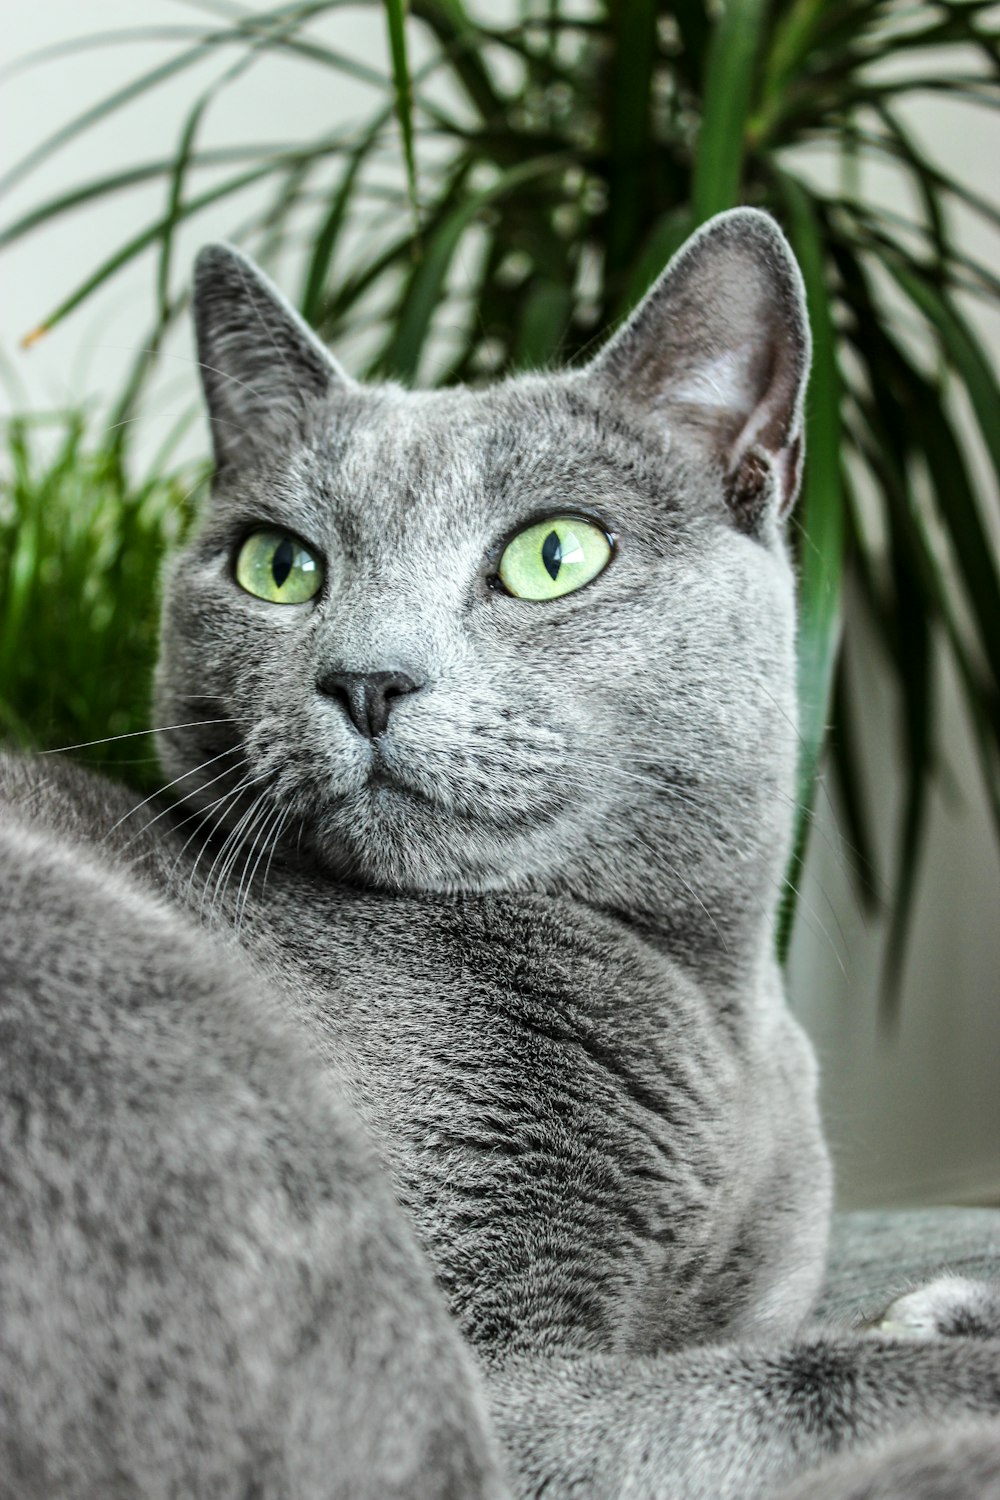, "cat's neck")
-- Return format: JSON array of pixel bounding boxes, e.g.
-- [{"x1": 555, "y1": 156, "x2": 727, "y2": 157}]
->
[{"x1": 538, "y1": 784, "x2": 793, "y2": 993}]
